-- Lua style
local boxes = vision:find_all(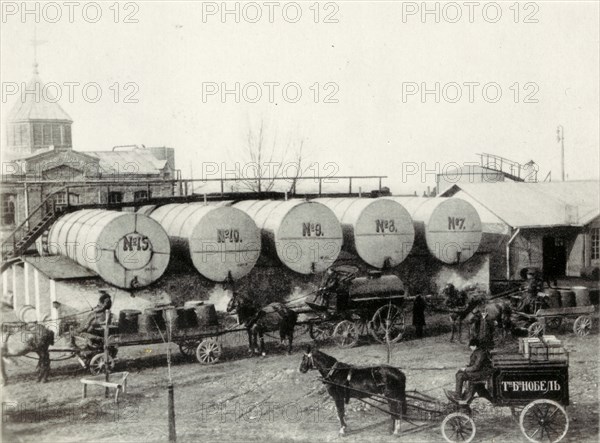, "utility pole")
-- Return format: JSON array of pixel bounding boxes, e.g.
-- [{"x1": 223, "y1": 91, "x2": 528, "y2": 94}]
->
[{"x1": 557, "y1": 125, "x2": 565, "y2": 181}]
